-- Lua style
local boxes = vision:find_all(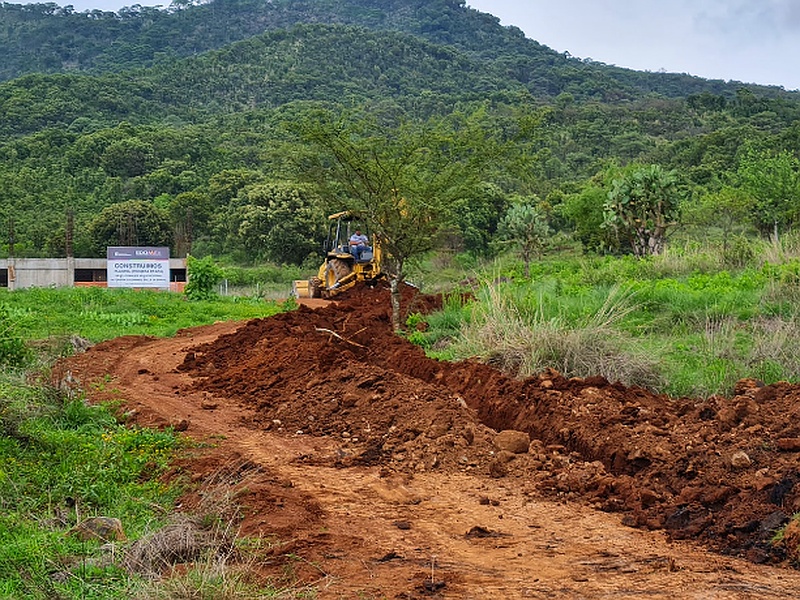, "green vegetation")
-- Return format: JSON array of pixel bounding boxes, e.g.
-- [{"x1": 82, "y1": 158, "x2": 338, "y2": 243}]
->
[
  {"x1": 5, "y1": 0, "x2": 776, "y2": 104},
  {"x1": 0, "y1": 286, "x2": 283, "y2": 344},
  {"x1": 185, "y1": 255, "x2": 224, "y2": 301},
  {"x1": 0, "y1": 304, "x2": 31, "y2": 367},
  {"x1": 0, "y1": 287, "x2": 287, "y2": 598},
  {"x1": 0, "y1": 0, "x2": 797, "y2": 405},
  {"x1": 299, "y1": 107, "x2": 500, "y2": 329},
  {"x1": 2, "y1": 0, "x2": 800, "y2": 581},
  {"x1": 412, "y1": 241, "x2": 800, "y2": 398},
  {"x1": 0, "y1": 375, "x2": 182, "y2": 599},
  {"x1": 603, "y1": 164, "x2": 682, "y2": 257},
  {"x1": 0, "y1": 0, "x2": 799, "y2": 274},
  {"x1": 87, "y1": 200, "x2": 173, "y2": 256}
]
